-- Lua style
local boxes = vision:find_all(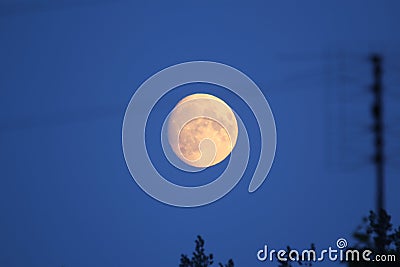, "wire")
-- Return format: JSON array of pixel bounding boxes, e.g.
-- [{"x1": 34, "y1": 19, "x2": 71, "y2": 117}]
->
[
  {"x1": 0, "y1": 0, "x2": 119, "y2": 16},
  {"x1": 0, "y1": 104, "x2": 123, "y2": 132}
]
